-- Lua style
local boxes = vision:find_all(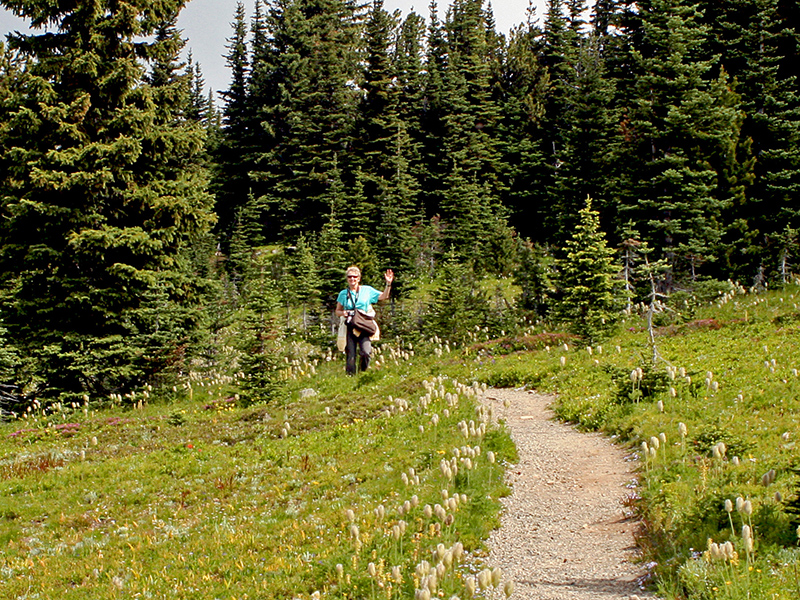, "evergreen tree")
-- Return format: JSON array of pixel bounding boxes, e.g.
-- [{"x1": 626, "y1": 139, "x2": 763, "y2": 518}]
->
[
  {"x1": 438, "y1": 0, "x2": 511, "y2": 271},
  {"x1": 550, "y1": 32, "x2": 618, "y2": 247},
  {"x1": 611, "y1": 0, "x2": 746, "y2": 281},
  {"x1": 419, "y1": 0, "x2": 450, "y2": 218},
  {"x1": 184, "y1": 53, "x2": 211, "y2": 125},
  {"x1": 211, "y1": 2, "x2": 253, "y2": 250},
  {"x1": 697, "y1": 0, "x2": 799, "y2": 279},
  {"x1": 316, "y1": 164, "x2": 349, "y2": 304},
  {"x1": 393, "y1": 11, "x2": 427, "y2": 197},
  {"x1": 285, "y1": 234, "x2": 321, "y2": 331},
  {"x1": 0, "y1": 0, "x2": 215, "y2": 401},
  {"x1": 514, "y1": 239, "x2": 555, "y2": 316},
  {"x1": 237, "y1": 252, "x2": 287, "y2": 405},
  {"x1": 427, "y1": 252, "x2": 487, "y2": 345},
  {"x1": 345, "y1": 237, "x2": 380, "y2": 285},
  {"x1": 374, "y1": 120, "x2": 422, "y2": 280},
  {"x1": 553, "y1": 197, "x2": 620, "y2": 342},
  {"x1": 497, "y1": 19, "x2": 549, "y2": 240},
  {"x1": 252, "y1": 0, "x2": 362, "y2": 239}
]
